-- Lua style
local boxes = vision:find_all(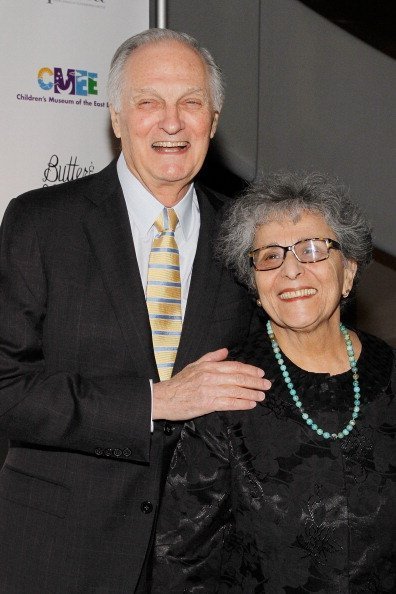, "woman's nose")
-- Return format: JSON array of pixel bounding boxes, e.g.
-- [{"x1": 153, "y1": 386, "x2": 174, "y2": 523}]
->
[{"x1": 281, "y1": 250, "x2": 304, "y2": 278}]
